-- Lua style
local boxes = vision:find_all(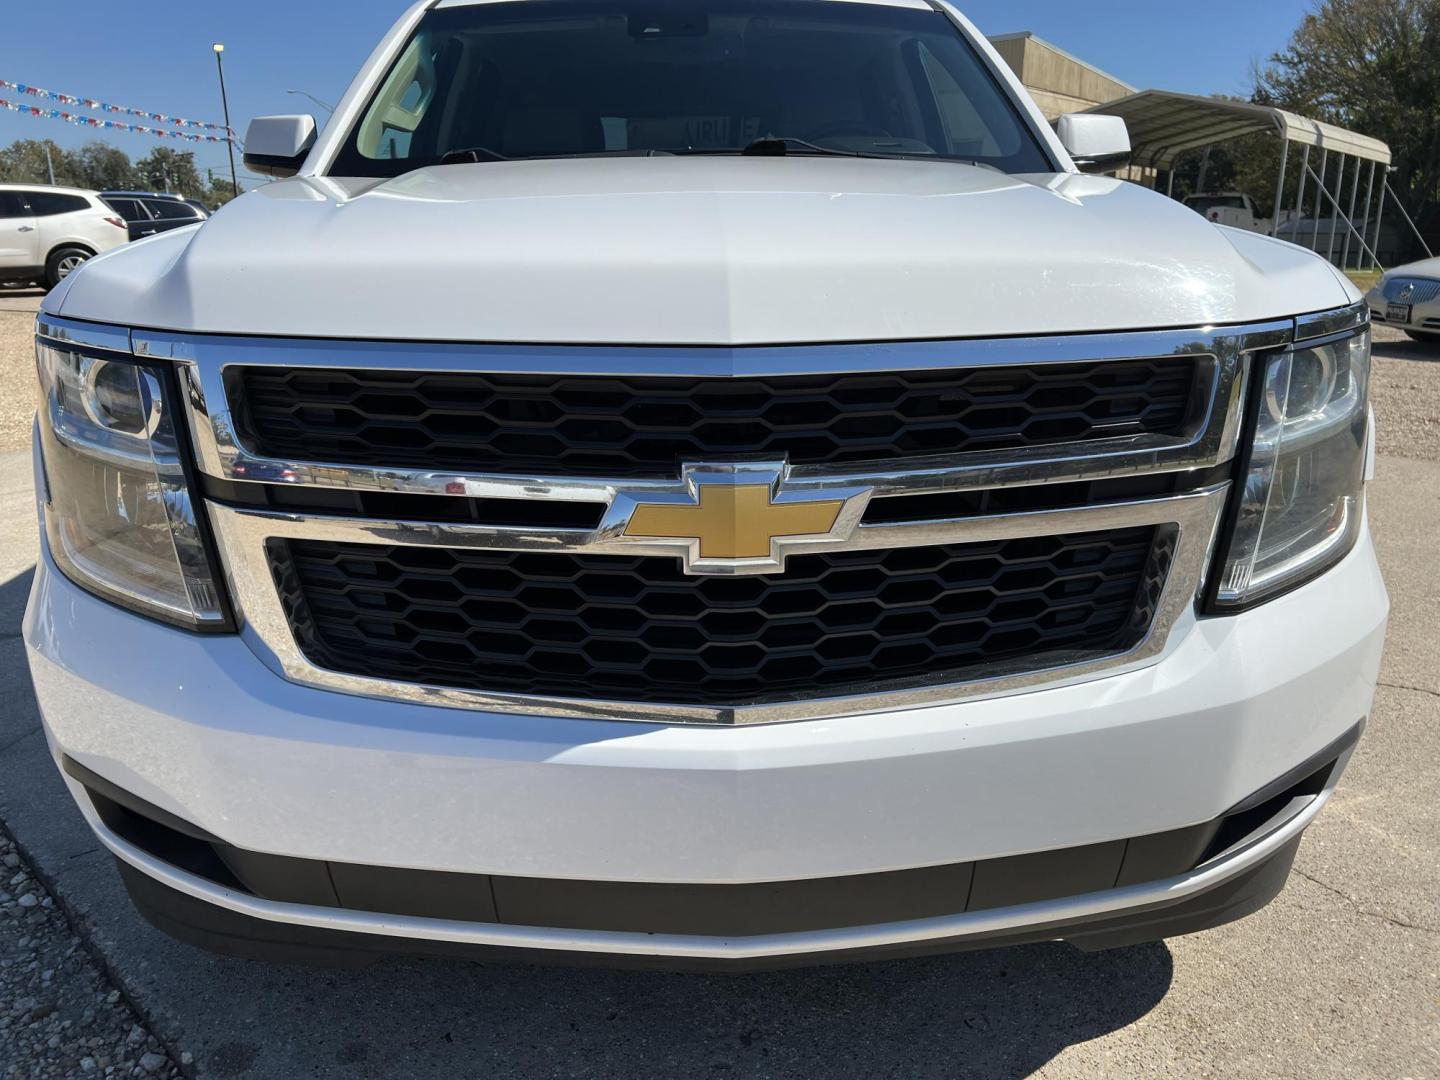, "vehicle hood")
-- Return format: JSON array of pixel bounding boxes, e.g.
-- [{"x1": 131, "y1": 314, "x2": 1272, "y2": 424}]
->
[{"x1": 53, "y1": 157, "x2": 1353, "y2": 344}]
